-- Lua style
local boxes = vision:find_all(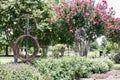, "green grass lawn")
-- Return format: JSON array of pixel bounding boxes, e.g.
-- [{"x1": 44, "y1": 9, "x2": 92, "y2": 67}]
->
[
  {"x1": 112, "y1": 64, "x2": 120, "y2": 70},
  {"x1": 0, "y1": 57, "x2": 14, "y2": 64}
]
